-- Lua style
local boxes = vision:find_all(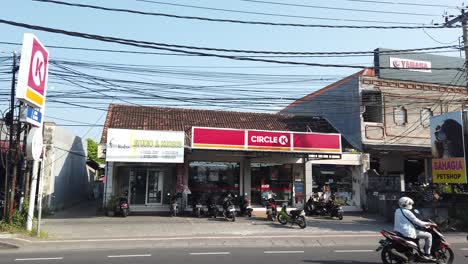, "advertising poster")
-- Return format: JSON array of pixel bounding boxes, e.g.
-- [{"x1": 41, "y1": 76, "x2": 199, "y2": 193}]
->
[{"x1": 430, "y1": 112, "x2": 468, "y2": 184}]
